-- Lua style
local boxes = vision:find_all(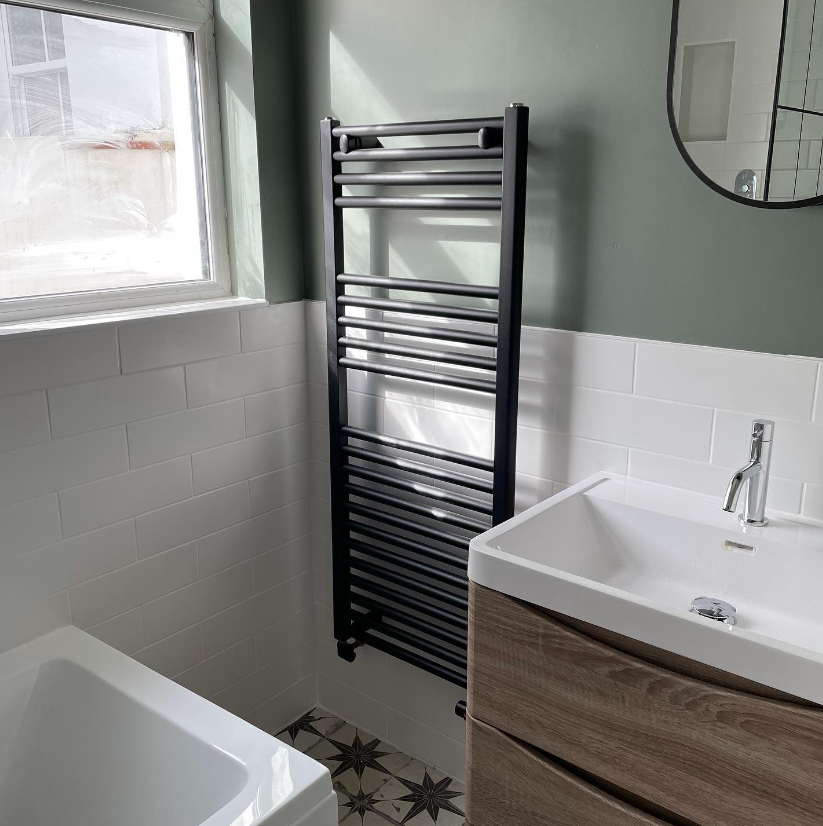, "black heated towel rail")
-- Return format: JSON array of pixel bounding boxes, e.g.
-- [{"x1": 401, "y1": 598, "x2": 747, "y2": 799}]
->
[{"x1": 321, "y1": 106, "x2": 529, "y2": 688}]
